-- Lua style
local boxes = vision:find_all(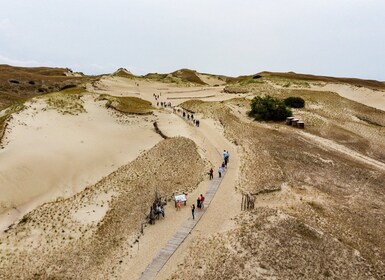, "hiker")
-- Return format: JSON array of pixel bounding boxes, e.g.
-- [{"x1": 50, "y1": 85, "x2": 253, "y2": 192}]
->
[
  {"x1": 187, "y1": 114, "x2": 190, "y2": 120},
  {"x1": 196, "y1": 120, "x2": 200, "y2": 127},
  {"x1": 197, "y1": 197, "x2": 201, "y2": 209},
  {"x1": 200, "y1": 194, "x2": 205, "y2": 209},
  {"x1": 224, "y1": 150, "x2": 229, "y2": 166},
  {"x1": 176, "y1": 200, "x2": 181, "y2": 211},
  {"x1": 222, "y1": 162, "x2": 226, "y2": 169},
  {"x1": 191, "y1": 204, "x2": 195, "y2": 220},
  {"x1": 218, "y1": 166, "x2": 223, "y2": 178},
  {"x1": 157, "y1": 101, "x2": 159, "y2": 106},
  {"x1": 183, "y1": 111, "x2": 186, "y2": 117},
  {"x1": 209, "y1": 168, "x2": 214, "y2": 180},
  {"x1": 223, "y1": 150, "x2": 228, "y2": 161}
]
